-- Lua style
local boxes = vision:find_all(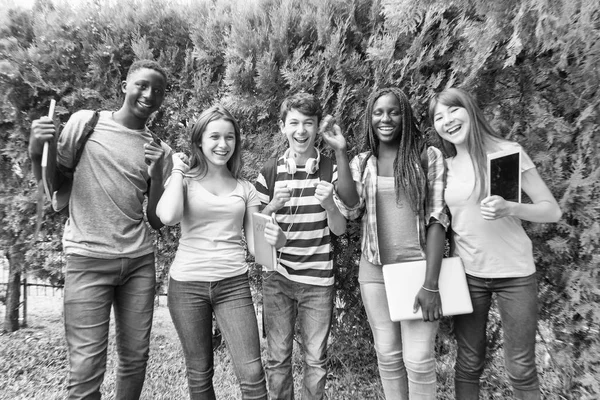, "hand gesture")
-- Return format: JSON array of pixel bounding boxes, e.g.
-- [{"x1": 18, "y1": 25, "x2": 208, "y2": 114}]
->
[
  {"x1": 480, "y1": 195, "x2": 513, "y2": 220},
  {"x1": 264, "y1": 217, "x2": 286, "y2": 249},
  {"x1": 413, "y1": 288, "x2": 442, "y2": 322},
  {"x1": 270, "y1": 181, "x2": 291, "y2": 212},
  {"x1": 144, "y1": 139, "x2": 166, "y2": 178},
  {"x1": 171, "y1": 152, "x2": 190, "y2": 173},
  {"x1": 314, "y1": 180, "x2": 336, "y2": 211},
  {"x1": 29, "y1": 117, "x2": 56, "y2": 158},
  {"x1": 319, "y1": 115, "x2": 346, "y2": 152}
]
